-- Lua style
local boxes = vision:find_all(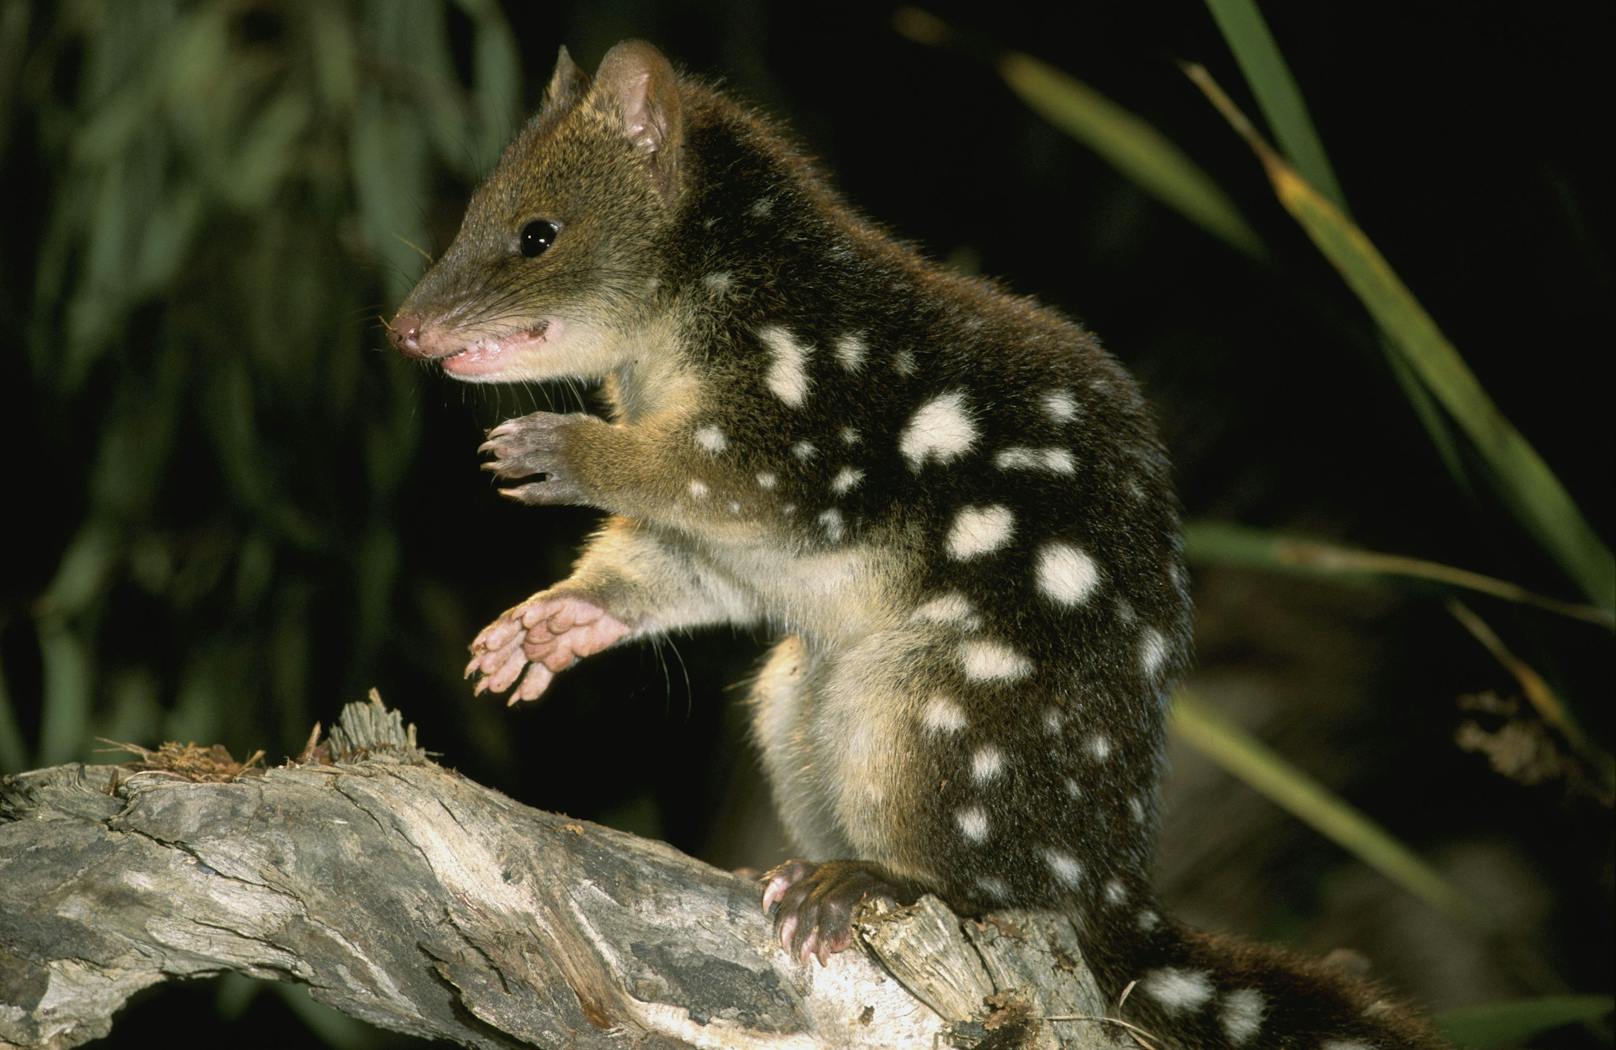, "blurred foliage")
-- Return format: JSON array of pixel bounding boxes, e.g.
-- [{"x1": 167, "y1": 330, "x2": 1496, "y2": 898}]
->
[
  {"x1": 1438, "y1": 996, "x2": 1616, "y2": 1050},
  {"x1": 4, "y1": 0, "x2": 520, "y2": 770}
]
